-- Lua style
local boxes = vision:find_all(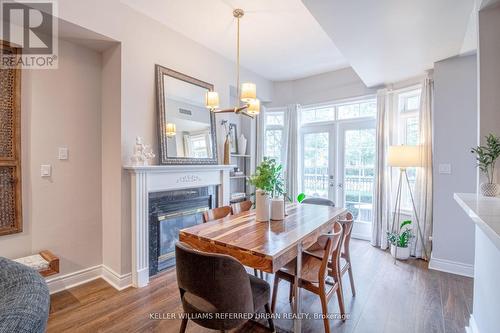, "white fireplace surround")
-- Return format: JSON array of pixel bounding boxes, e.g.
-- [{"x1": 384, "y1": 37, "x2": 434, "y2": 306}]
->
[{"x1": 125, "y1": 164, "x2": 235, "y2": 287}]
